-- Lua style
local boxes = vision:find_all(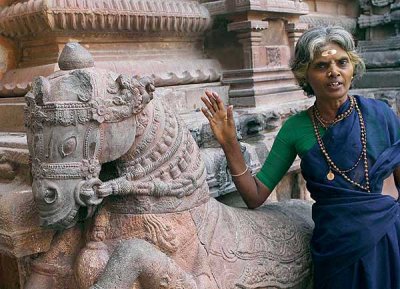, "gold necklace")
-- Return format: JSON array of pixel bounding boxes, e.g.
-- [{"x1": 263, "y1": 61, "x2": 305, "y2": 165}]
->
[
  {"x1": 314, "y1": 96, "x2": 355, "y2": 128},
  {"x1": 311, "y1": 96, "x2": 370, "y2": 192}
]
